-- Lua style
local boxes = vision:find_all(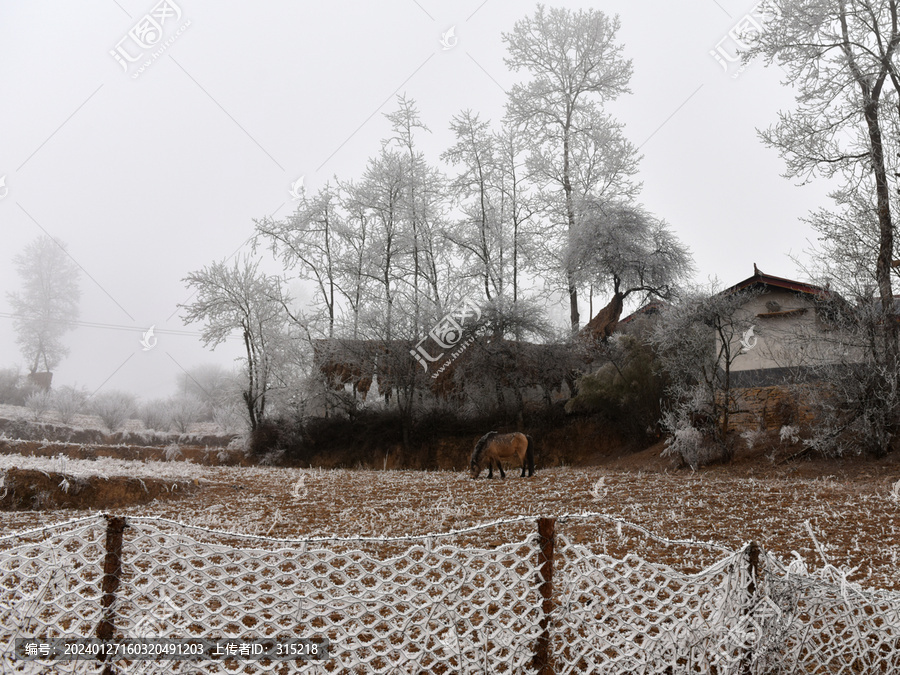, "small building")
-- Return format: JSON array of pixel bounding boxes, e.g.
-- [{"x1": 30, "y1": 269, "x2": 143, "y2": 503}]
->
[{"x1": 721, "y1": 264, "x2": 834, "y2": 388}]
